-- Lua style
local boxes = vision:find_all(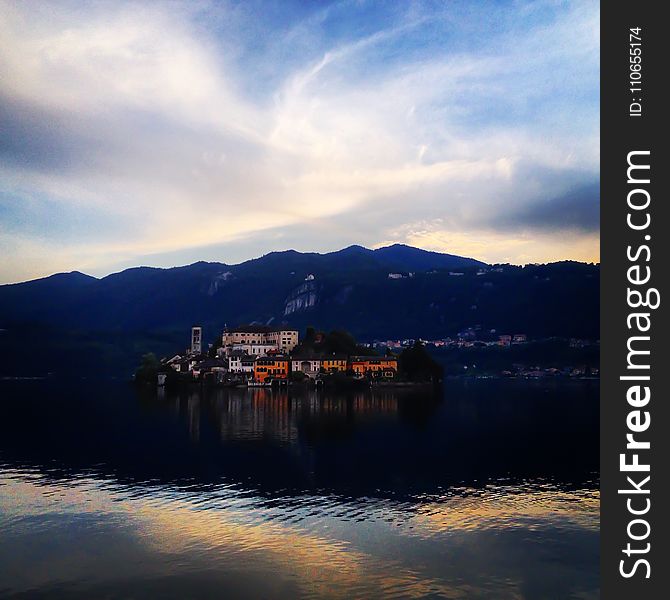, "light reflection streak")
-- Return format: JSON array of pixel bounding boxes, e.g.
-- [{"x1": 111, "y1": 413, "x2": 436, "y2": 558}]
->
[{"x1": 1, "y1": 470, "x2": 598, "y2": 599}]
